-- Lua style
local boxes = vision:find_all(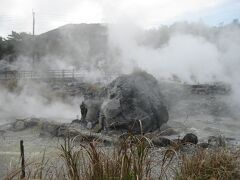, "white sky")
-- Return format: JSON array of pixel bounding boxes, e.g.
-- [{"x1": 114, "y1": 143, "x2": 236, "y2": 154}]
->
[{"x1": 0, "y1": 0, "x2": 239, "y2": 36}]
